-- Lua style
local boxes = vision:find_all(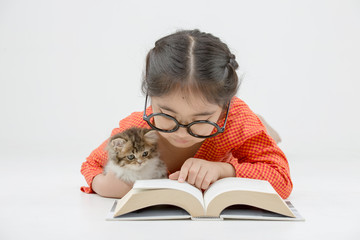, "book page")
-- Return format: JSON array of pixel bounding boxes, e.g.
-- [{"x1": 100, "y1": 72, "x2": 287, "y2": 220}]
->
[
  {"x1": 203, "y1": 177, "x2": 276, "y2": 209},
  {"x1": 107, "y1": 201, "x2": 191, "y2": 221},
  {"x1": 133, "y1": 179, "x2": 204, "y2": 207},
  {"x1": 220, "y1": 200, "x2": 305, "y2": 221}
]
